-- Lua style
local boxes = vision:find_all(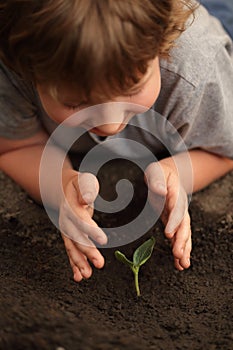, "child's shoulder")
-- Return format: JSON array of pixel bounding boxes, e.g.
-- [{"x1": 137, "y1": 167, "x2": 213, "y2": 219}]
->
[
  {"x1": 160, "y1": 4, "x2": 233, "y2": 89},
  {"x1": 0, "y1": 60, "x2": 36, "y2": 102},
  {"x1": 0, "y1": 61, "x2": 40, "y2": 139}
]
